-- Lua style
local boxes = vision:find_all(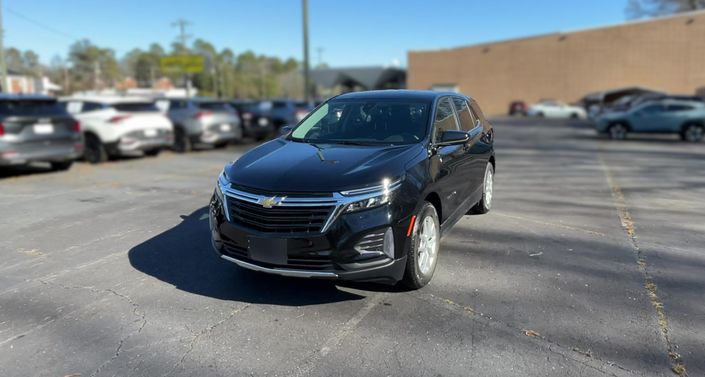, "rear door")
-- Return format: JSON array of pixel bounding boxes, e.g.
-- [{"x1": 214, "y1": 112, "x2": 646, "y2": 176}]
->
[
  {"x1": 451, "y1": 97, "x2": 485, "y2": 202},
  {"x1": 0, "y1": 99, "x2": 77, "y2": 145},
  {"x1": 664, "y1": 103, "x2": 697, "y2": 132}
]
